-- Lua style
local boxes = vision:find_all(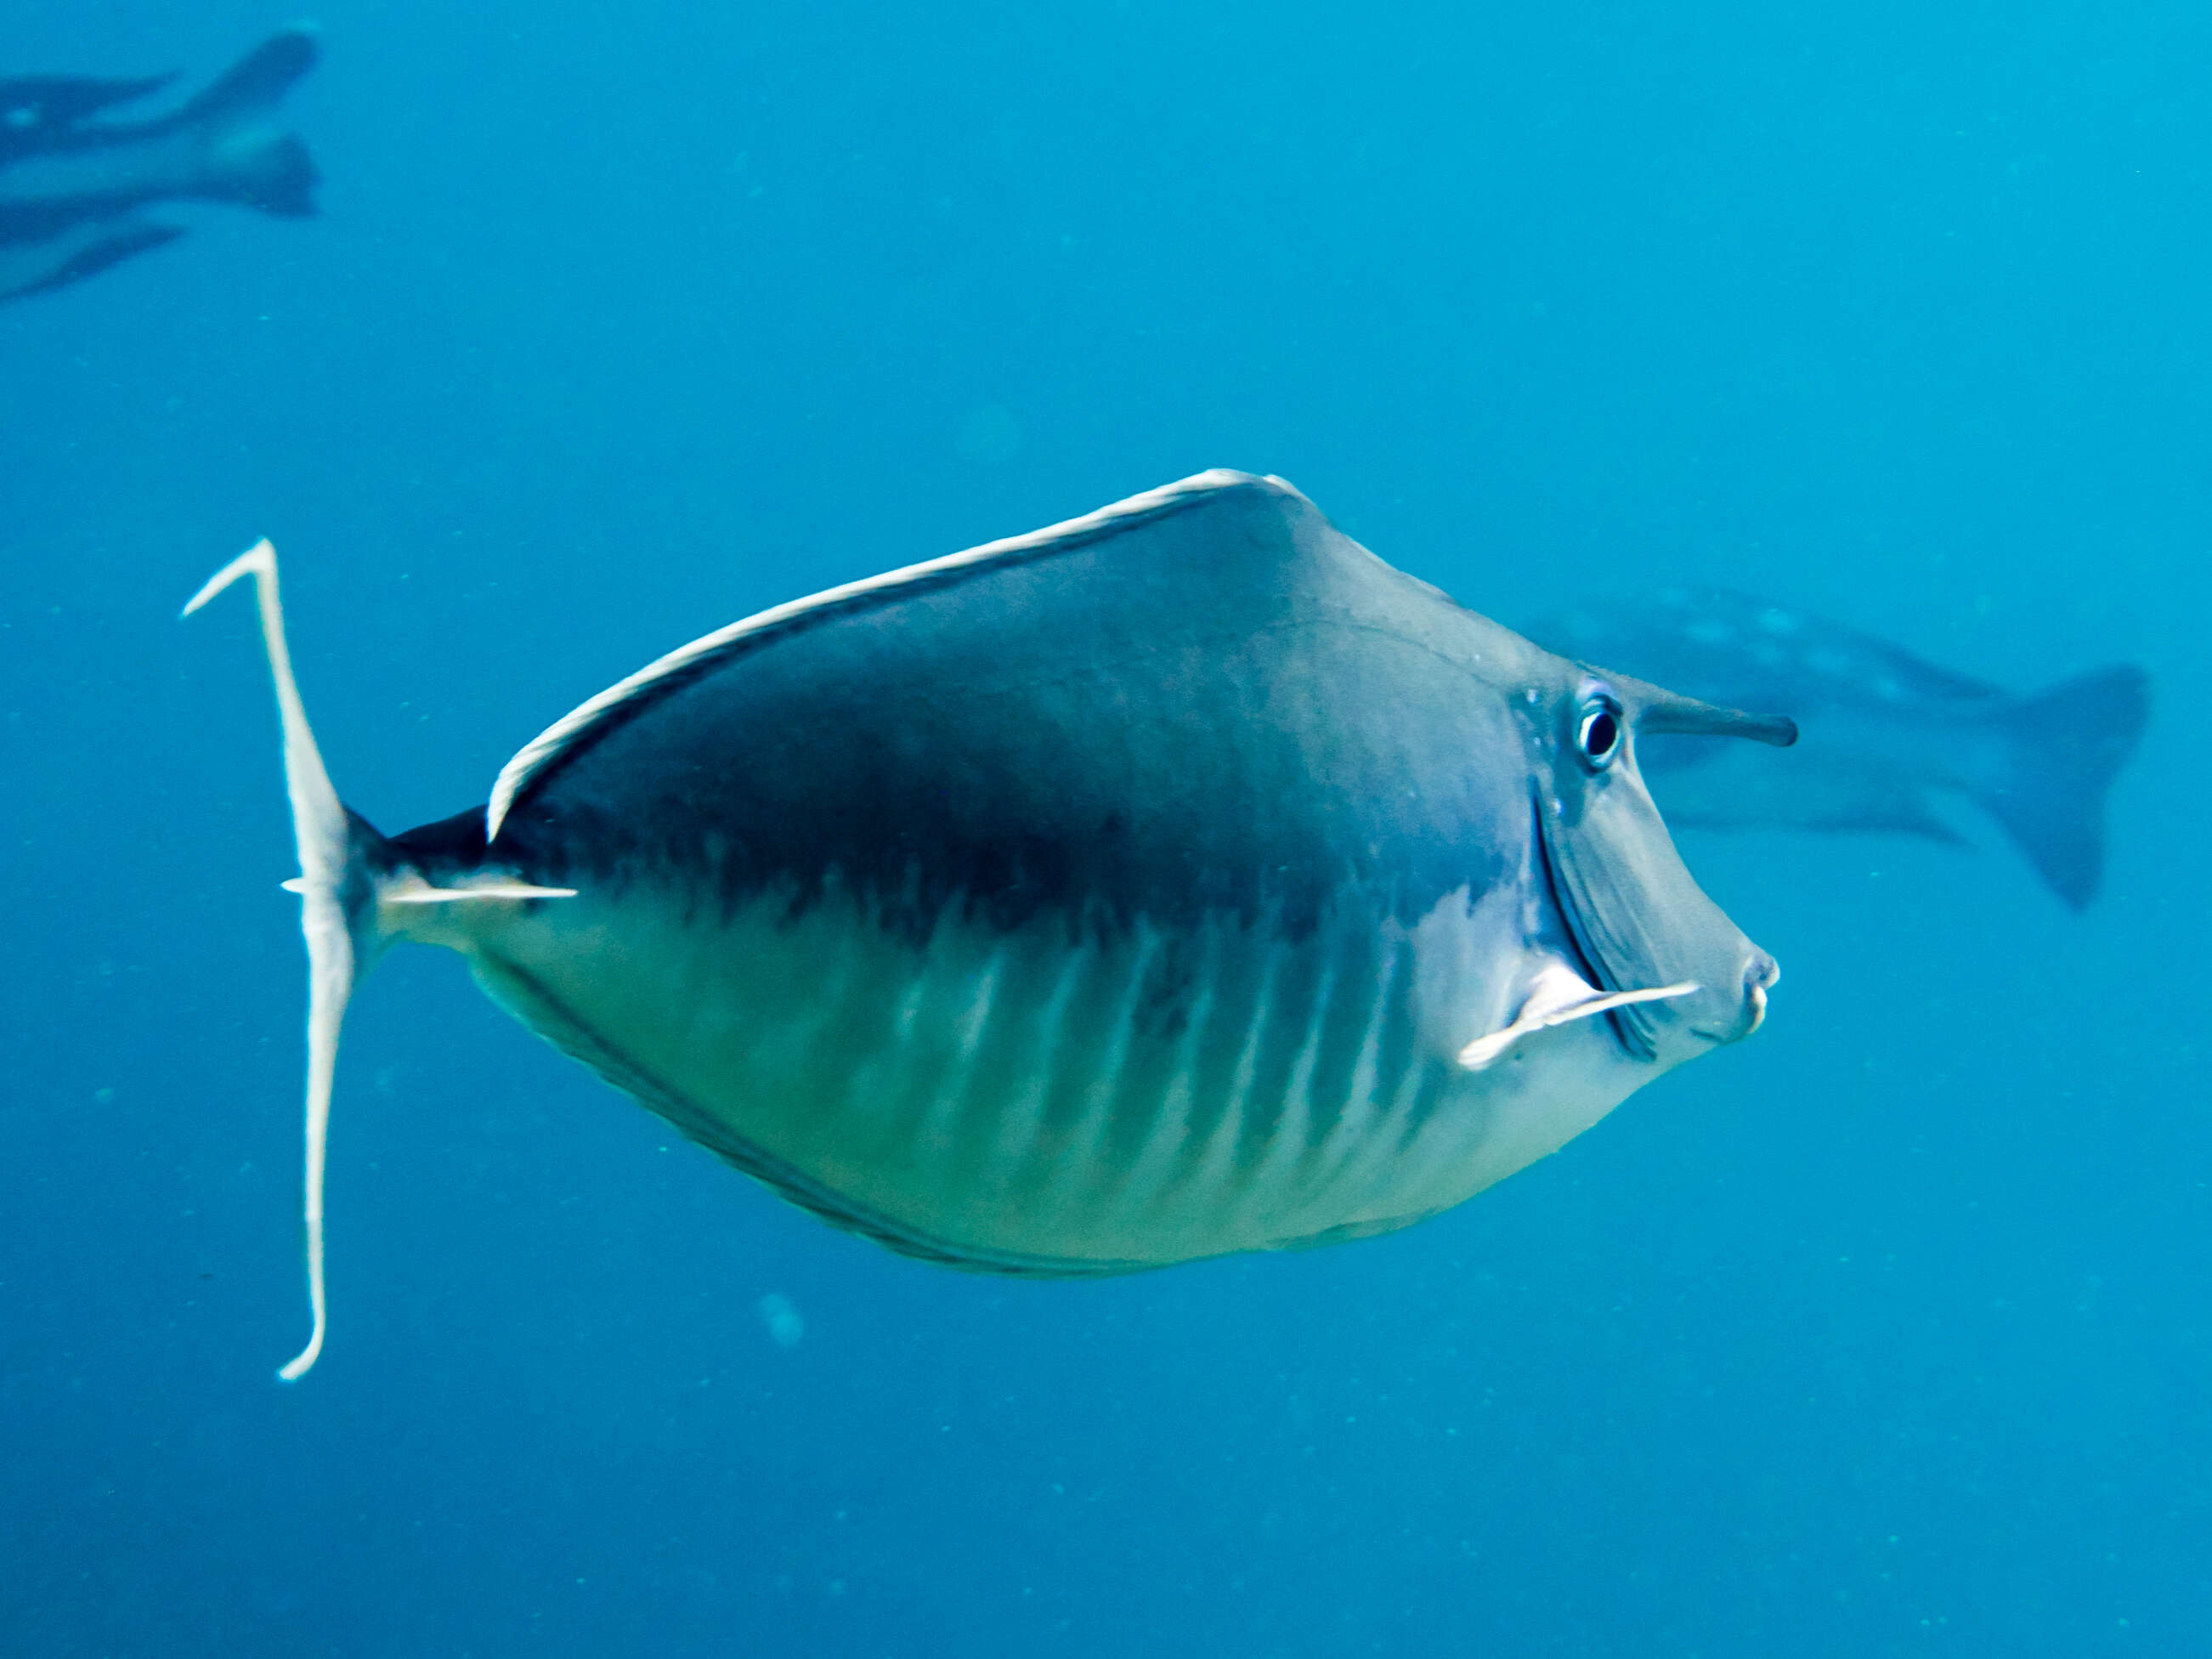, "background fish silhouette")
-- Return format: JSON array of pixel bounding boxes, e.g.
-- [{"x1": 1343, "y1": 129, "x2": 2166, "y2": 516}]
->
[
  {"x1": 0, "y1": 30, "x2": 317, "y2": 303},
  {"x1": 1527, "y1": 588, "x2": 2152, "y2": 909}
]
